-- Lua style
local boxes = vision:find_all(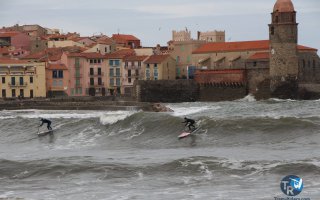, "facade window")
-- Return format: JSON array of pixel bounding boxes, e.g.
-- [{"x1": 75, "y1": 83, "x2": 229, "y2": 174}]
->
[
  {"x1": 20, "y1": 89, "x2": 24, "y2": 97},
  {"x1": 2, "y1": 89, "x2": 6, "y2": 98},
  {"x1": 53, "y1": 70, "x2": 63, "y2": 78},
  {"x1": 11, "y1": 77, "x2": 15, "y2": 86},
  {"x1": 75, "y1": 58, "x2": 80, "y2": 66},
  {"x1": 30, "y1": 77, "x2": 33, "y2": 84},
  {"x1": 302, "y1": 59, "x2": 305, "y2": 68},
  {"x1": 313, "y1": 60, "x2": 316, "y2": 68},
  {"x1": 12, "y1": 89, "x2": 16, "y2": 97},
  {"x1": 90, "y1": 78, "x2": 94, "y2": 86},
  {"x1": 58, "y1": 70, "x2": 63, "y2": 78},
  {"x1": 147, "y1": 64, "x2": 150, "y2": 68},
  {"x1": 19, "y1": 77, "x2": 23, "y2": 85},
  {"x1": 308, "y1": 60, "x2": 311, "y2": 68},
  {"x1": 90, "y1": 68, "x2": 94, "y2": 75},
  {"x1": 53, "y1": 71, "x2": 57, "y2": 78},
  {"x1": 187, "y1": 56, "x2": 191, "y2": 63},
  {"x1": 110, "y1": 69, "x2": 114, "y2": 76},
  {"x1": 109, "y1": 60, "x2": 114, "y2": 66},
  {"x1": 177, "y1": 68, "x2": 181, "y2": 76},
  {"x1": 271, "y1": 26, "x2": 274, "y2": 35},
  {"x1": 128, "y1": 78, "x2": 131, "y2": 83},
  {"x1": 2, "y1": 77, "x2": 5, "y2": 84},
  {"x1": 98, "y1": 77, "x2": 102, "y2": 85},
  {"x1": 76, "y1": 79, "x2": 80, "y2": 87},
  {"x1": 110, "y1": 78, "x2": 114, "y2": 86},
  {"x1": 98, "y1": 68, "x2": 101, "y2": 75},
  {"x1": 253, "y1": 62, "x2": 257, "y2": 67},
  {"x1": 146, "y1": 69, "x2": 150, "y2": 79},
  {"x1": 115, "y1": 60, "x2": 120, "y2": 66},
  {"x1": 154, "y1": 68, "x2": 158, "y2": 78},
  {"x1": 135, "y1": 69, "x2": 139, "y2": 76},
  {"x1": 138, "y1": 61, "x2": 141, "y2": 67},
  {"x1": 30, "y1": 90, "x2": 33, "y2": 98},
  {"x1": 116, "y1": 78, "x2": 120, "y2": 86},
  {"x1": 116, "y1": 68, "x2": 120, "y2": 76},
  {"x1": 154, "y1": 64, "x2": 158, "y2": 68},
  {"x1": 128, "y1": 70, "x2": 131, "y2": 77}
]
